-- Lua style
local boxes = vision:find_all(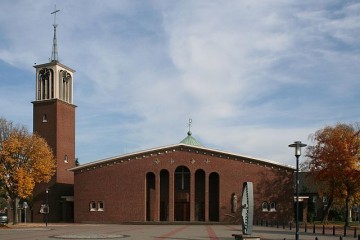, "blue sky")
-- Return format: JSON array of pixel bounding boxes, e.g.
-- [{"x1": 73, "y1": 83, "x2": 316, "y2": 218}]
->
[{"x1": 0, "y1": 0, "x2": 359, "y2": 166}]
